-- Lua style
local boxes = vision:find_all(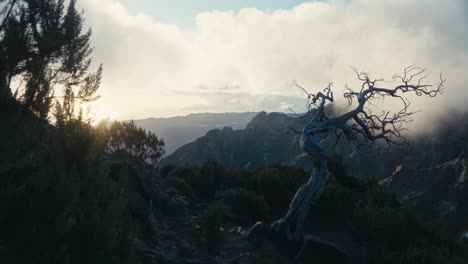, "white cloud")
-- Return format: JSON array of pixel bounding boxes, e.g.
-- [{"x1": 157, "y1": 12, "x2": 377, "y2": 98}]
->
[{"x1": 78, "y1": 0, "x2": 468, "y2": 124}]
